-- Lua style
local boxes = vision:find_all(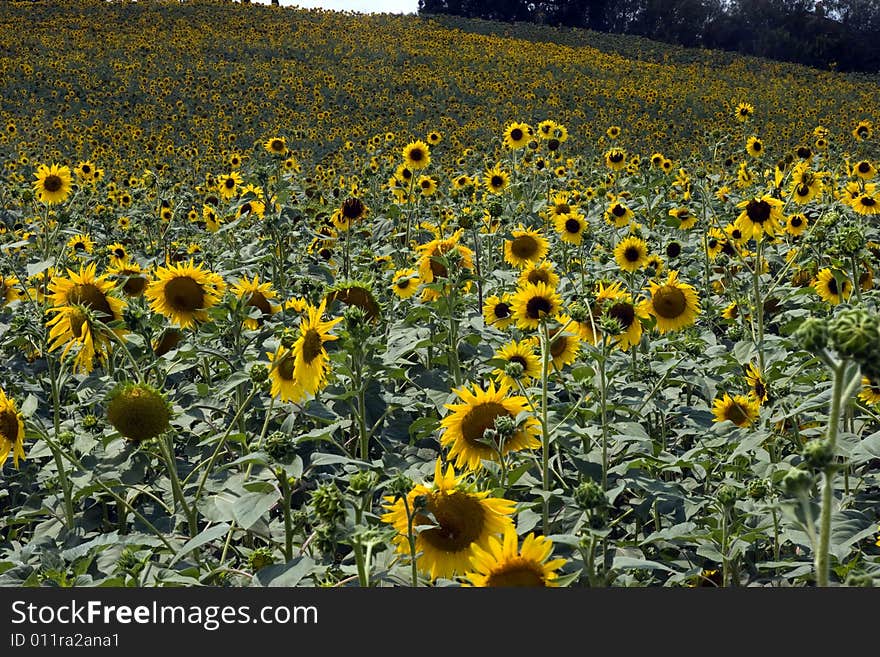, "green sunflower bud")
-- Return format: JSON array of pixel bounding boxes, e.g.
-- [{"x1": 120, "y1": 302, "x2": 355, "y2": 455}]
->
[
  {"x1": 489, "y1": 202, "x2": 503, "y2": 217},
  {"x1": 782, "y1": 468, "x2": 813, "y2": 496},
  {"x1": 828, "y1": 307, "x2": 880, "y2": 364},
  {"x1": 311, "y1": 483, "x2": 345, "y2": 524},
  {"x1": 247, "y1": 547, "x2": 276, "y2": 572},
  {"x1": 568, "y1": 302, "x2": 590, "y2": 324},
  {"x1": 503, "y1": 360, "x2": 525, "y2": 379},
  {"x1": 457, "y1": 214, "x2": 474, "y2": 230},
  {"x1": 493, "y1": 414, "x2": 517, "y2": 440},
  {"x1": 746, "y1": 478, "x2": 770, "y2": 500},
  {"x1": 716, "y1": 484, "x2": 738, "y2": 508},
  {"x1": 794, "y1": 317, "x2": 828, "y2": 354},
  {"x1": 574, "y1": 480, "x2": 607, "y2": 512},
  {"x1": 803, "y1": 438, "x2": 835, "y2": 470},
  {"x1": 106, "y1": 382, "x2": 171, "y2": 443},
  {"x1": 835, "y1": 225, "x2": 865, "y2": 256},
  {"x1": 387, "y1": 473, "x2": 413, "y2": 500},
  {"x1": 265, "y1": 431, "x2": 297, "y2": 463},
  {"x1": 81, "y1": 414, "x2": 99, "y2": 429},
  {"x1": 250, "y1": 363, "x2": 269, "y2": 384},
  {"x1": 348, "y1": 470, "x2": 377, "y2": 496},
  {"x1": 598, "y1": 314, "x2": 622, "y2": 336}
]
